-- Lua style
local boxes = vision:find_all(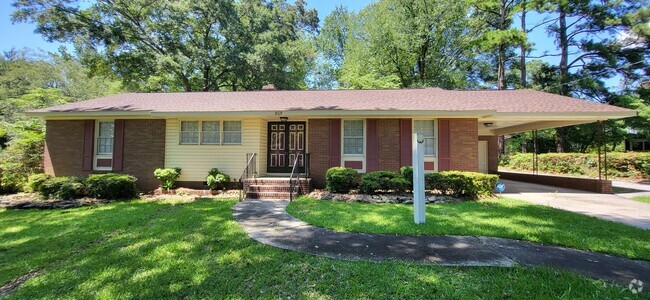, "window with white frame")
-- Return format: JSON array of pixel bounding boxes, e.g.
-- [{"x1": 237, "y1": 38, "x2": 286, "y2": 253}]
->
[
  {"x1": 223, "y1": 121, "x2": 242, "y2": 144},
  {"x1": 179, "y1": 121, "x2": 241, "y2": 145},
  {"x1": 201, "y1": 121, "x2": 220, "y2": 144},
  {"x1": 96, "y1": 121, "x2": 115, "y2": 154},
  {"x1": 180, "y1": 121, "x2": 199, "y2": 144},
  {"x1": 343, "y1": 120, "x2": 364, "y2": 155},
  {"x1": 414, "y1": 120, "x2": 436, "y2": 156}
]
